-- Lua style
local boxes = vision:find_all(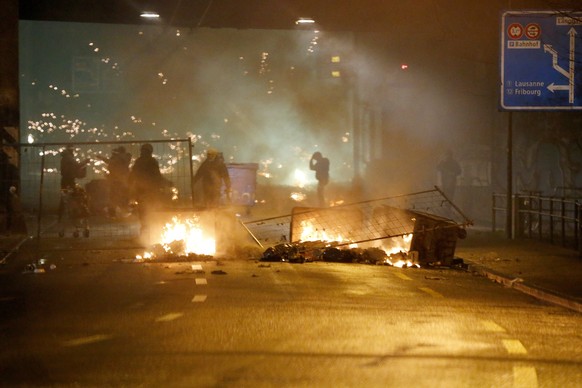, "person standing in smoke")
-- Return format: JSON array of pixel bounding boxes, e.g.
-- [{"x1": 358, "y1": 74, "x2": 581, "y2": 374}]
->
[
  {"x1": 192, "y1": 148, "x2": 231, "y2": 209},
  {"x1": 309, "y1": 151, "x2": 330, "y2": 207},
  {"x1": 98, "y1": 146, "x2": 132, "y2": 218},
  {"x1": 58, "y1": 145, "x2": 90, "y2": 222},
  {"x1": 60, "y1": 145, "x2": 90, "y2": 190},
  {"x1": 437, "y1": 149, "x2": 462, "y2": 201},
  {"x1": 129, "y1": 143, "x2": 164, "y2": 235}
]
